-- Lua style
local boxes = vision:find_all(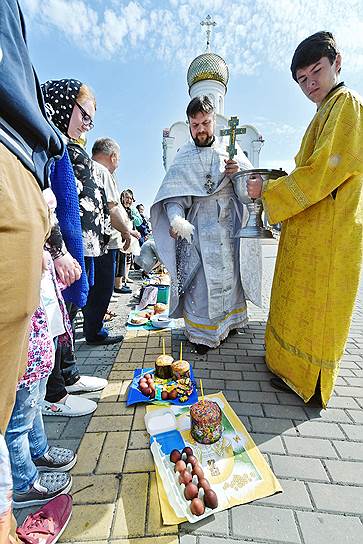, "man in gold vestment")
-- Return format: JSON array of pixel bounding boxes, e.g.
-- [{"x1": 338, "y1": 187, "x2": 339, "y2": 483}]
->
[{"x1": 247, "y1": 32, "x2": 363, "y2": 407}]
